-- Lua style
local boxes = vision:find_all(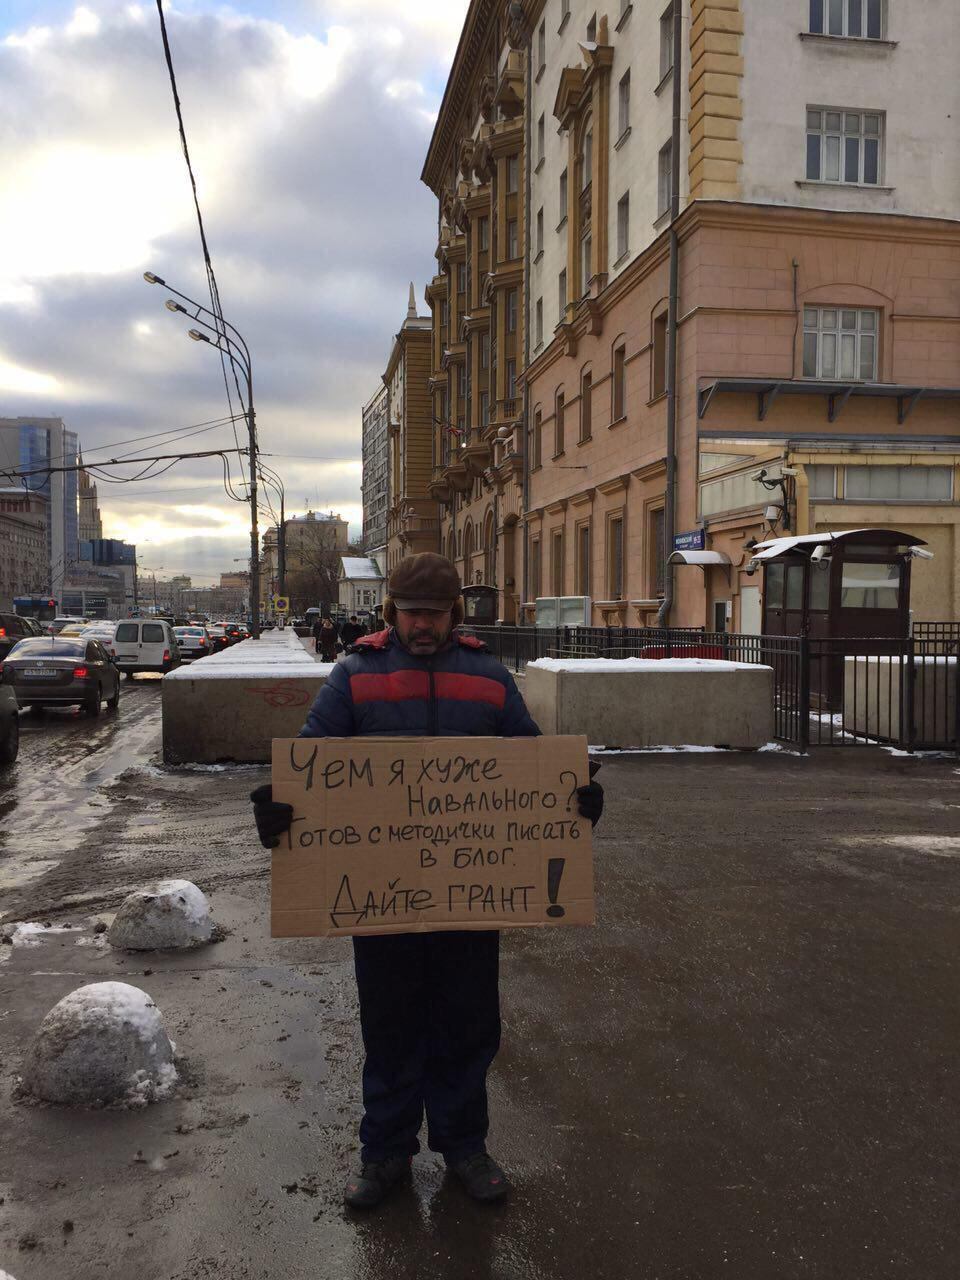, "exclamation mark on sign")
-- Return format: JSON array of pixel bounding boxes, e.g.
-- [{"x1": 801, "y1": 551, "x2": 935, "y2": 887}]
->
[{"x1": 546, "y1": 858, "x2": 566, "y2": 919}]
